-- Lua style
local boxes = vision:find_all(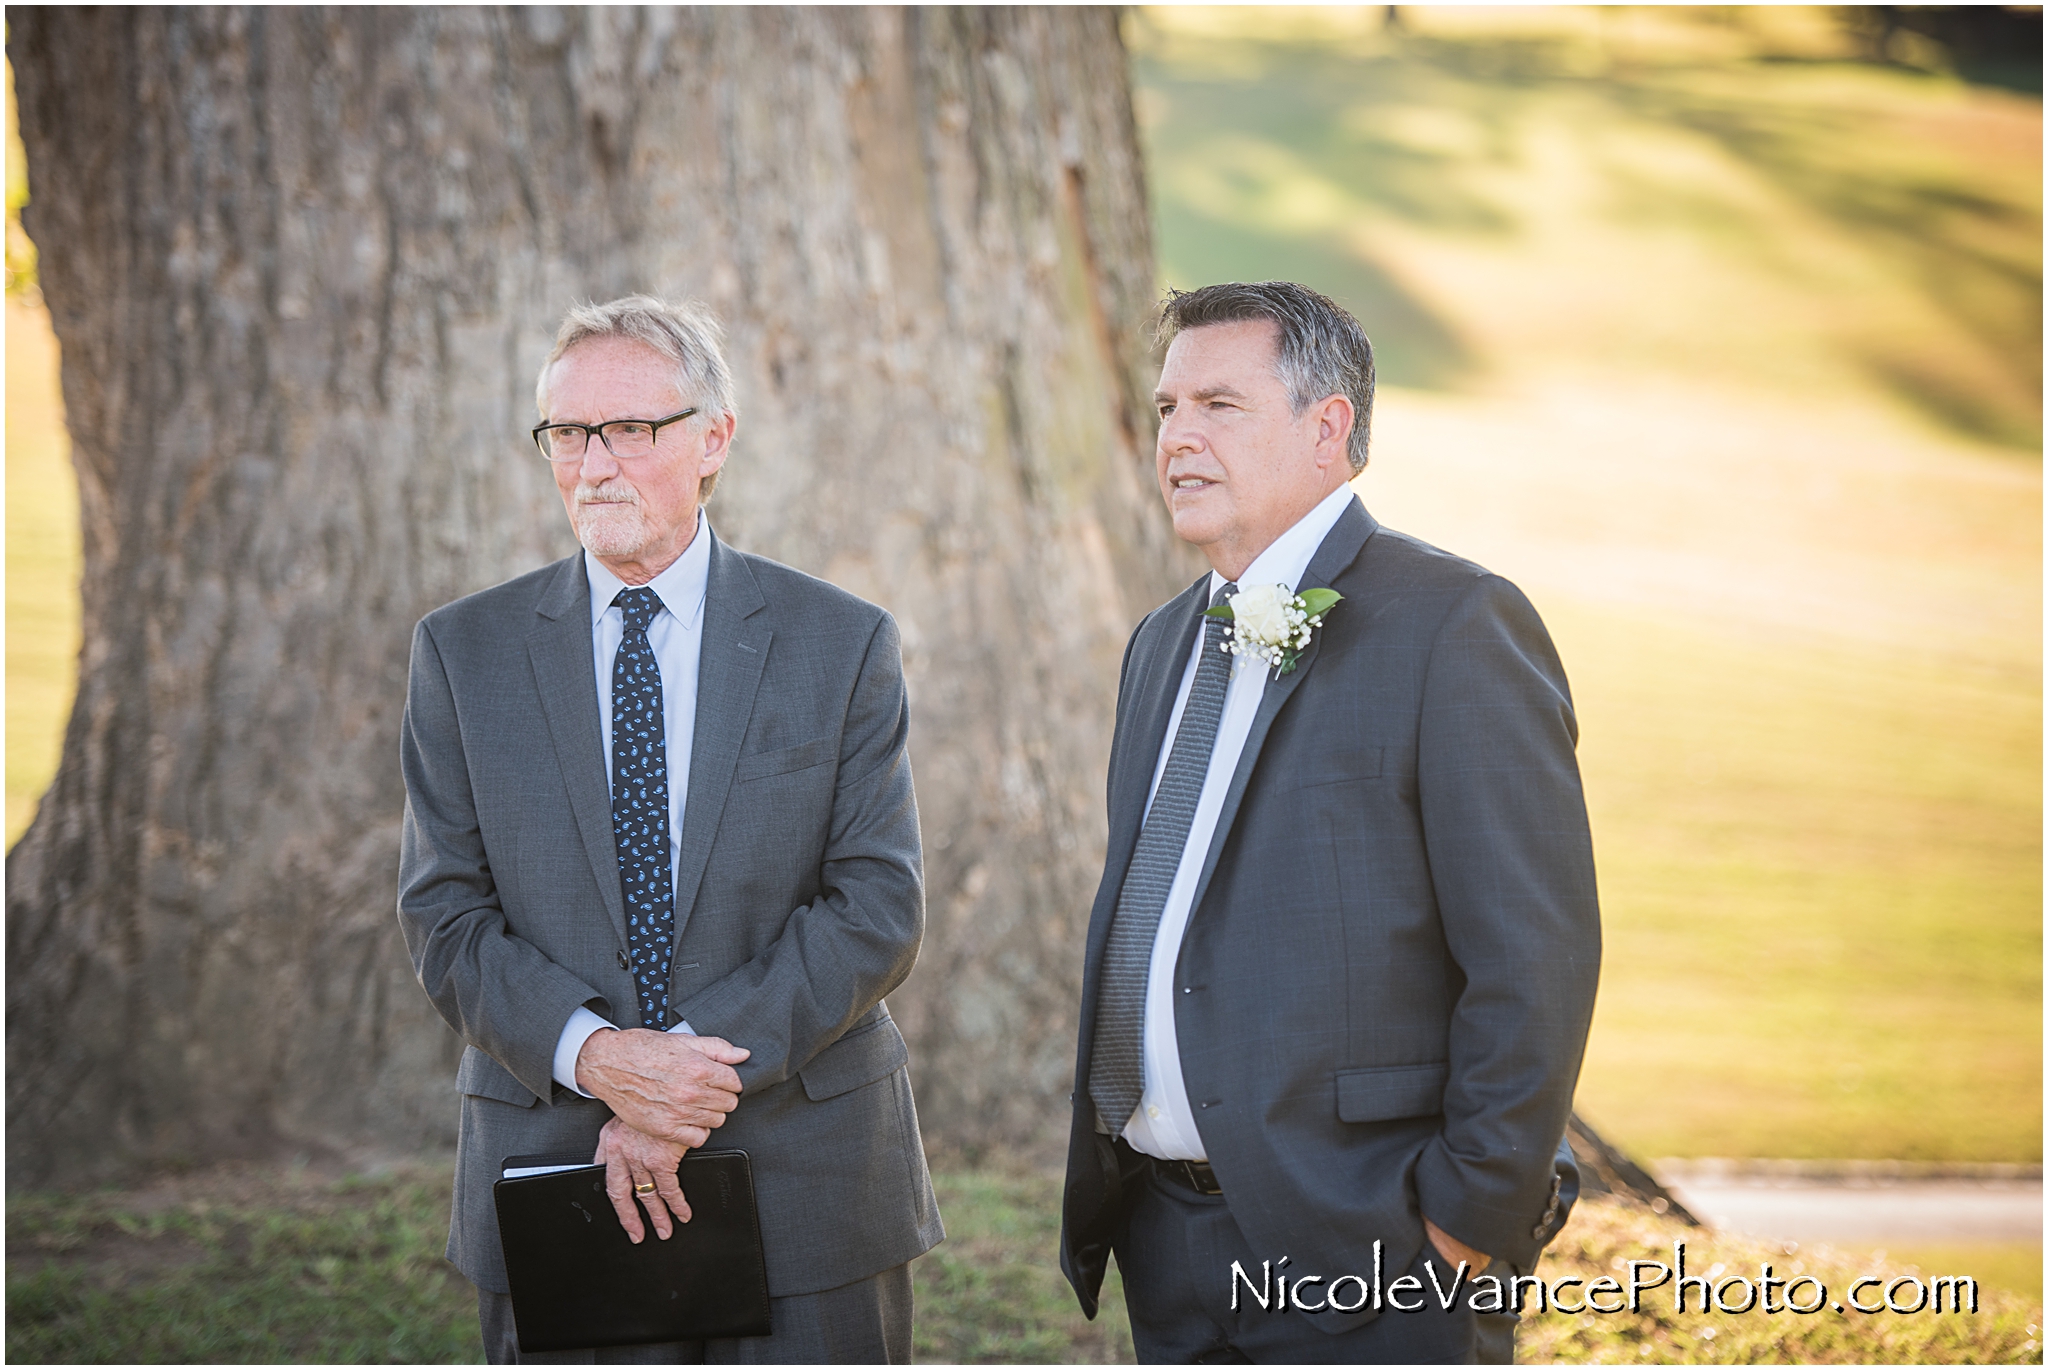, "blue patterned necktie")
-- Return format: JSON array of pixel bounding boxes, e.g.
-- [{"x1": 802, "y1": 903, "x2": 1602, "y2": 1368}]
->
[
  {"x1": 1089, "y1": 581, "x2": 1238, "y2": 1134},
  {"x1": 610, "y1": 587, "x2": 676, "y2": 1030}
]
